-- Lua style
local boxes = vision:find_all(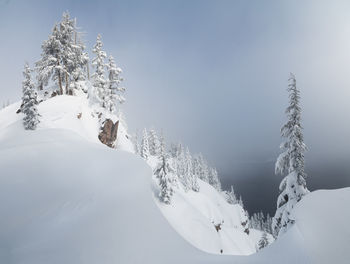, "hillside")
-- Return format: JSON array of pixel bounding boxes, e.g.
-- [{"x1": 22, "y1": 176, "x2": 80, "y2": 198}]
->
[
  {"x1": 1, "y1": 95, "x2": 349, "y2": 264},
  {"x1": 0, "y1": 96, "x2": 264, "y2": 256},
  {"x1": 154, "y1": 176, "x2": 265, "y2": 255}
]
